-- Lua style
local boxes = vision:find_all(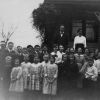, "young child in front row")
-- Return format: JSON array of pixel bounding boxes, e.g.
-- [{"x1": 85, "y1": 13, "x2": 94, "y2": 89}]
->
[
  {"x1": 21, "y1": 54, "x2": 31, "y2": 90},
  {"x1": 42, "y1": 55, "x2": 58, "y2": 95},
  {"x1": 9, "y1": 58, "x2": 23, "y2": 92},
  {"x1": 94, "y1": 52, "x2": 100, "y2": 89},
  {"x1": 83, "y1": 58, "x2": 98, "y2": 89},
  {"x1": 30, "y1": 56, "x2": 42, "y2": 91}
]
